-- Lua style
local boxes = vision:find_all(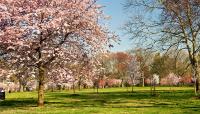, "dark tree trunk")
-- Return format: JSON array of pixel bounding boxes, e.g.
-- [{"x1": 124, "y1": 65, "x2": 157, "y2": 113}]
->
[
  {"x1": 37, "y1": 67, "x2": 45, "y2": 107},
  {"x1": 18, "y1": 79, "x2": 23, "y2": 92},
  {"x1": 23, "y1": 85, "x2": 26, "y2": 92},
  {"x1": 131, "y1": 85, "x2": 134, "y2": 93},
  {"x1": 195, "y1": 65, "x2": 200, "y2": 94},
  {"x1": 96, "y1": 84, "x2": 99, "y2": 94},
  {"x1": 78, "y1": 78, "x2": 81, "y2": 91},
  {"x1": 51, "y1": 87, "x2": 54, "y2": 92},
  {"x1": 153, "y1": 84, "x2": 156, "y2": 95},
  {"x1": 192, "y1": 62, "x2": 200, "y2": 95},
  {"x1": 195, "y1": 76, "x2": 200, "y2": 95},
  {"x1": 72, "y1": 81, "x2": 75, "y2": 94},
  {"x1": 96, "y1": 80, "x2": 99, "y2": 94},
  {"x1": 78, "y1": 83, "x2": 81, "y2": 91}
]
